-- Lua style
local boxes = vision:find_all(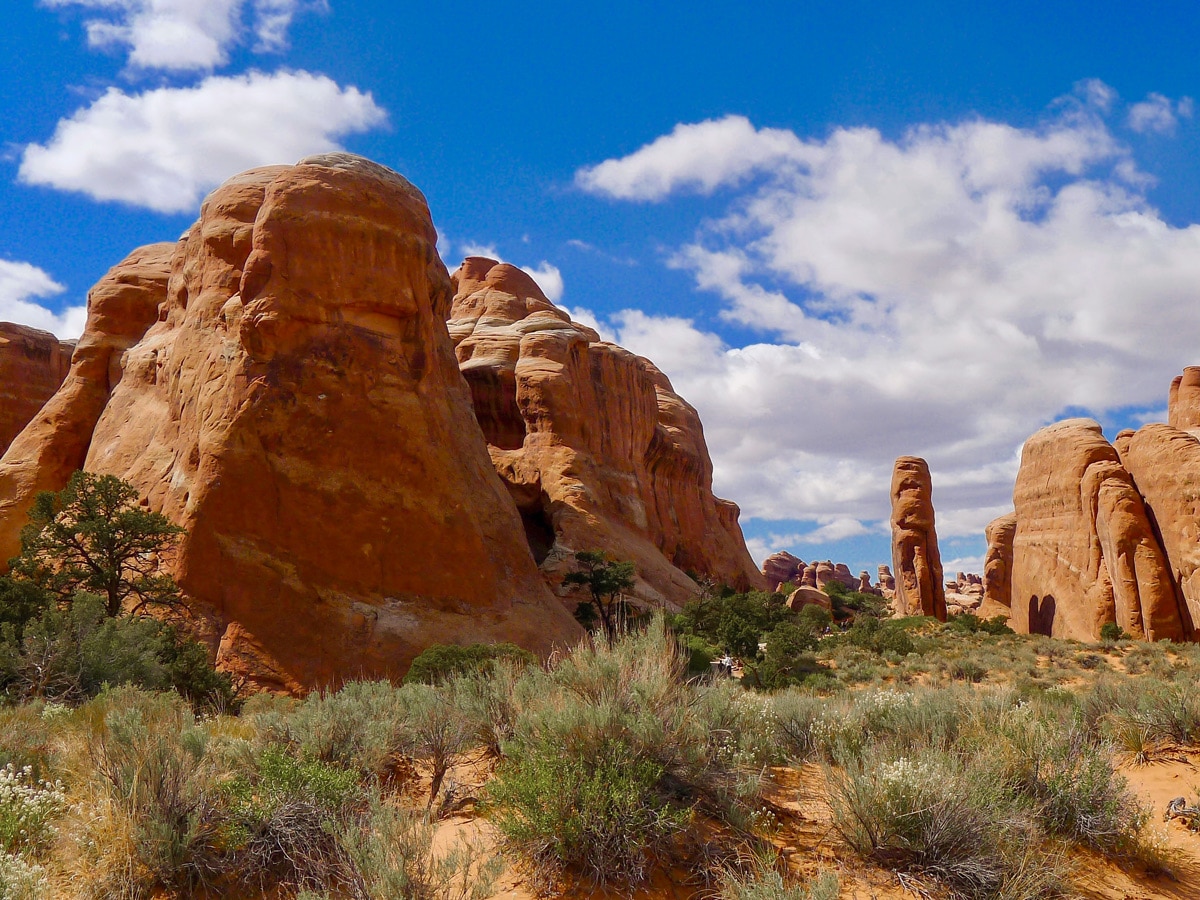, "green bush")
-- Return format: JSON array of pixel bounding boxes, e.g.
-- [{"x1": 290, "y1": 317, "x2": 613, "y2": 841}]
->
[
  {"x1": 845, "y1": 616, "x2": 915, "y2": 657},
  {"x1": 1099, "y1": 622, "x2": 1129, "y2": 643},
  {"x1": 403, "y1": 642, "x2": 535, "y2": 685},
  {"x1": 746, "y1": 622, "x2": 826, "y2": 690}
]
